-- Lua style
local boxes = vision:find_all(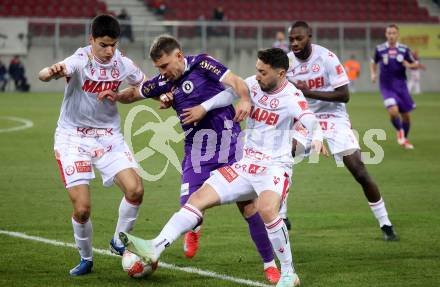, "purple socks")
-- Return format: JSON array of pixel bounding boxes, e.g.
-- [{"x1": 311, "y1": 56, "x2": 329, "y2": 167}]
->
[{"x1": 246, "y1": 212, "x2": 274, "y2": 263}]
